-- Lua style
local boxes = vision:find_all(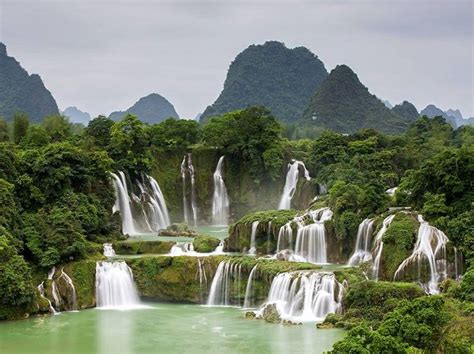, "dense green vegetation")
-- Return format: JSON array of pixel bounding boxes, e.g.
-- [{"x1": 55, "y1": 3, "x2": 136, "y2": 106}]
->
[
  {"x1": 200, "y1": 41, "x2": 328, "y2": 122},
  {"x1": 0, "y1": 97, "x2": 472, "y2": 351}
]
